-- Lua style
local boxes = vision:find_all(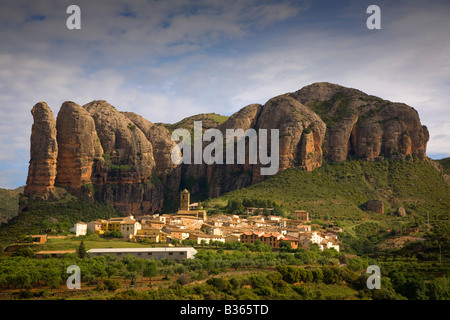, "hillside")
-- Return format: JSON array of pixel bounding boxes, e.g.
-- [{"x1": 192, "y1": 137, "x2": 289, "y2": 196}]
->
[
  {"x1": 437, "y1": 157, "x2": 450, "y2": 175},
  {"x1": 0, "y1": 186, "x2": 23, "y2": 225},
  {"x1": 0, "y1": 188, "x2": 118, "y2": 244},
  {"x1": 205, "y1": 158, "x2": 449, "y2": 235}
]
